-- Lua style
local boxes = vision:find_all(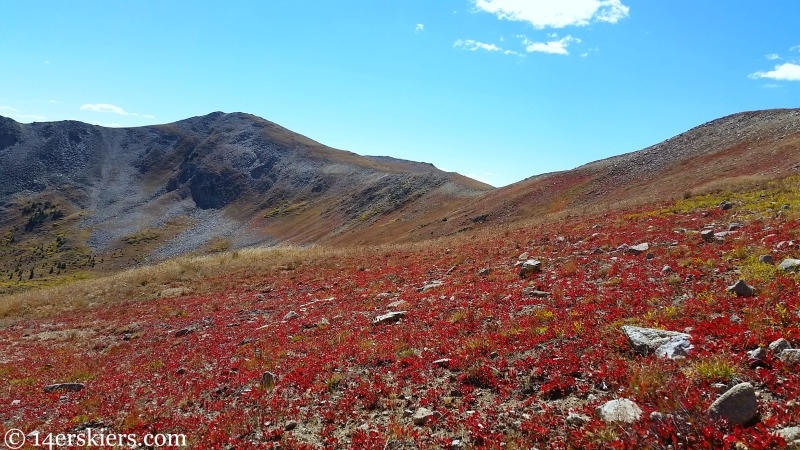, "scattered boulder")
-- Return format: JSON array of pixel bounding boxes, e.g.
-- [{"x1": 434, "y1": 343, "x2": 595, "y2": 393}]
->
[
  {"x1": 778, "y1": 258, "x2": 800, "y2": 271},
  {"x1": 622, "y1": 325, "x2": 693, "y2": 358},
  {"x1": 655, "y1": 335, "x2": 693, "y2": 359},
  {"x1": 518, "y1": 252, "x2": 529, "y2": 261},
  {"x1": 759, "y1": 254, "x2": 775, "y2": 265},
  {"x1": 627, "y1": 243, "x2": 650, "y2": 255},
  {"x1": 778, "y1": 349, "x2": 800, "y2": 365},
  {"x1": 565, "y1": 412, "x2": 591, "y2": 426},
  {"x1": 418, "y1": 280, "x2": 444, "y2": 292},
  {"x1": 478, "y1": 267, "x2": 492, "y2": 276},
  {"x1": 432, "y1": 358, "x2": 451, "y2": 367},
  {"x1": 284, "y1": 420, "x2": 297, "y2": 431},
  {"x1": 728, "y1": 222, "x2": 743, "y2": 231},
  {"x1": 260, "y1": 371, "x2": 277, "y2": 390},
  {"x1": 596, "y1": 398, "x2": 642, "y2": 423},
  {"x1": 701, "y1": 229, "x2": 715, "y2": 242},
  {"x1": 519, "y1": 260, "x2": 542, "y2": 278},
  {"x1": 373, "y1": 311, "x2": 406, "y2": 325},
  {"x1": 412, "y1": 407, "x2": 437, "y2": 426},
  {"x1": 661, "y1": 265, "x2": 673, "y2": 275},
  {"x1": 283, "y1": 311, "x2": 300, "y2": 321},
  {"x1": 720, "y1": 201, "x2": 734, "y2": 210},
  {"x1": 707, "y1": 382, "x2": 758, "y2": 425},
  {"x1": 774, "y1": 427, "x2": 800, "y2": 449},
  {"x1": 728, "y1": 279, "x2": 756, "y2": 297},
  {"x1": 174, "y1": 327, "x2": 194, "y2": 338},
  {"x1": 43, "y1": 382, "x2": 85, "y2": 393},
  {"x1": 522, "y1": 287, "x2": 551, "y2": 298},
  {"x1": 769, "y1": 338, "x2": 791, "y2": 354},
  {"x1": 386, "y1": 299, "x2": 409, "y2": 310}
]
